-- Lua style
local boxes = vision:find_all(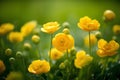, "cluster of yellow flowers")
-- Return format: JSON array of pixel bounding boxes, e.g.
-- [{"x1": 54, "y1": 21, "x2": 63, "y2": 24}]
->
[
  {"x1": 0, "y1": 10, "x2": 120, "y2": 80},
  {"x1": 7, "y1": 21, "x2": 37, "y2": 43}
]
